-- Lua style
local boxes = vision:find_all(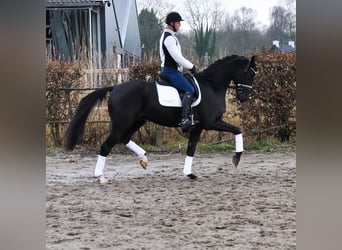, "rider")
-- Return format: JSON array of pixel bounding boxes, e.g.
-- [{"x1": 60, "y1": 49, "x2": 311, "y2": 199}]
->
[{"x1": 159, "y1": 11, "x2": 198, "y2": 132}]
